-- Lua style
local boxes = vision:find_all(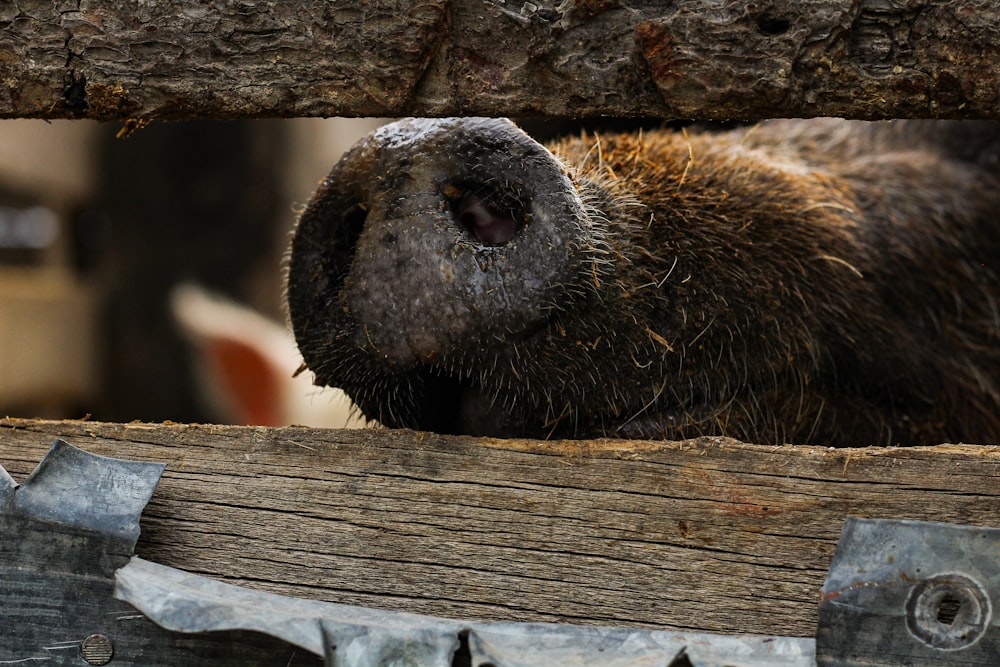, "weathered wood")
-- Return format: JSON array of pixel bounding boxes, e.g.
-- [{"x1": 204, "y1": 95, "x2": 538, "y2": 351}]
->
[
  {"x1": 1, "y1": 418, "x2": 998, "y2": 638},
  {"x1": 2, "y1": 1, "x2": 999, "y2": 121}
]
